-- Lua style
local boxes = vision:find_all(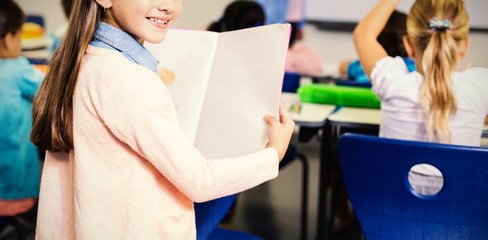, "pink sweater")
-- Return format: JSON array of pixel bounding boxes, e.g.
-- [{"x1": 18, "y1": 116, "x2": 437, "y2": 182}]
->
[
  {"x1": 35, "y1": 46, "x2": 279, "y2": 239},
  {"x1": 284, "y1": 43, "x2": 323, "y2": 76}
]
